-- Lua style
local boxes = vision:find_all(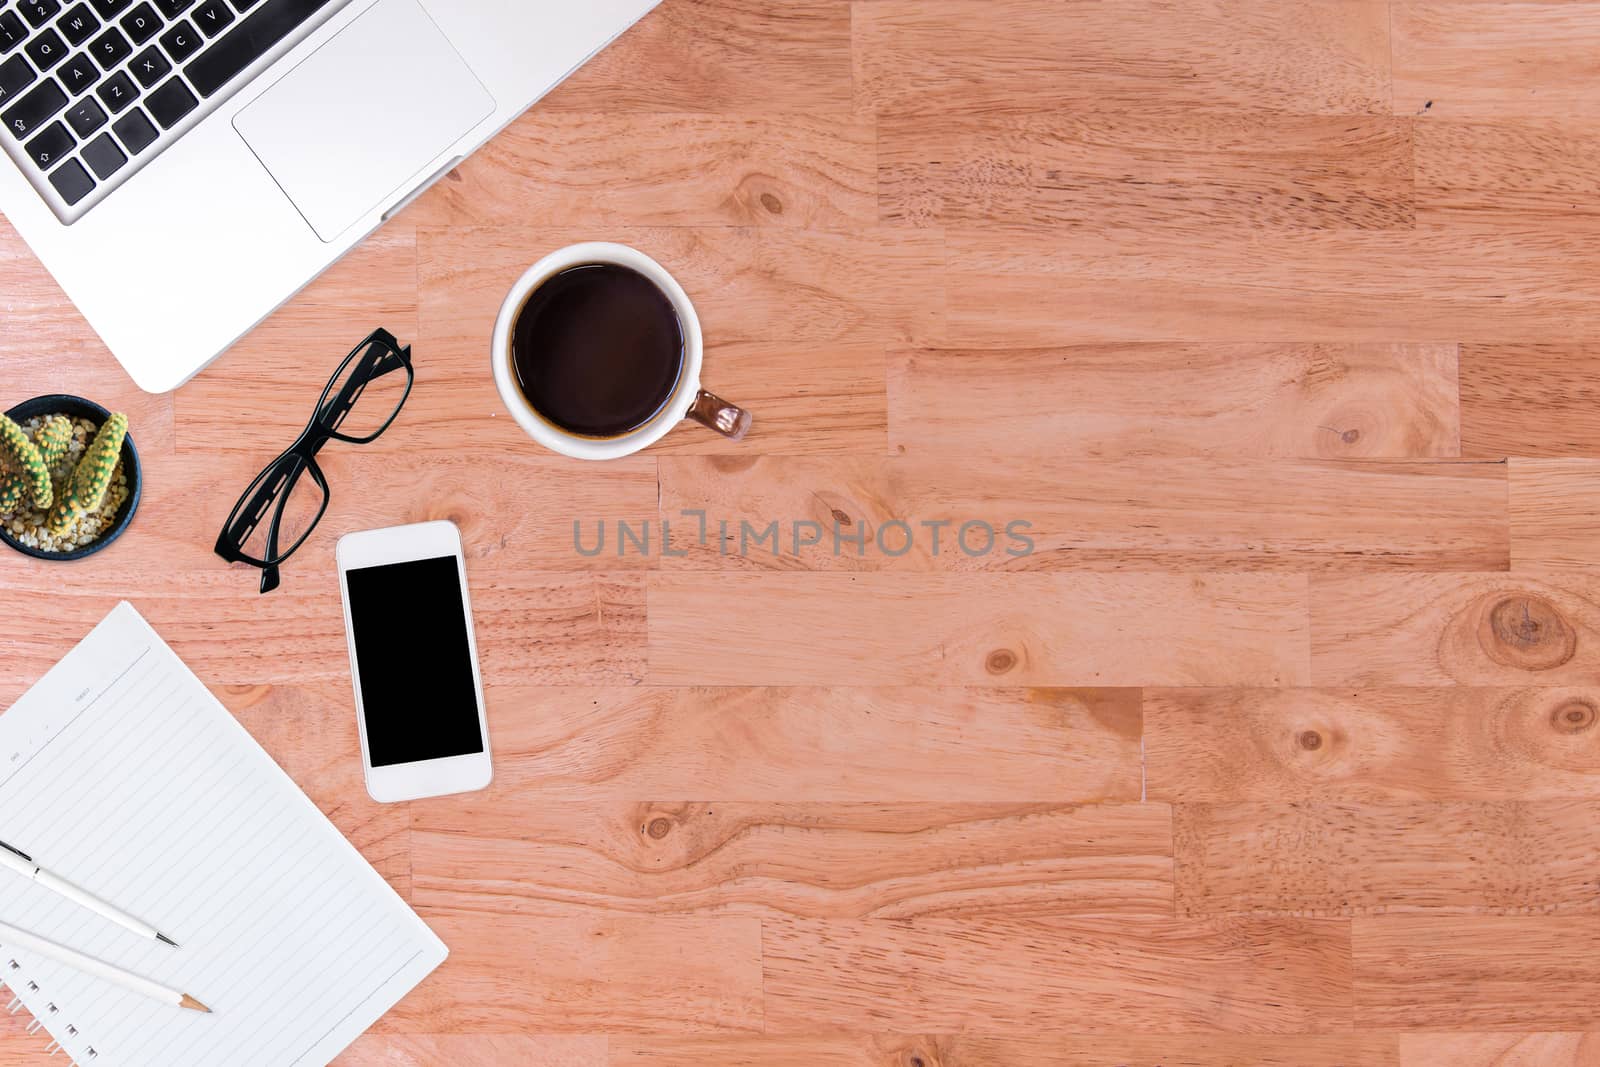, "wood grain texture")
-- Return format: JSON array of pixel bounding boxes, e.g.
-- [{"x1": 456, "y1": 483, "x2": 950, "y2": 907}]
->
[
  {"x1": 1398, "y1": 1033, "x2": 1600, "y2": 1067},
  {"x1": 1392, "y1": 2, "x2": 1600, "y2": 119},
  {"x1": 390, "y1": 910, "x2": 762, "y2": 1033},
  {"x1": 400, "y1": 686, "x2": 1141, "y2": 803},
  {"x1": 944, "y1": 230, "x2": 1600, "y2": 345},
  {"x1": 1175, "y1": 800, "x2": 1600, "y2": 917},
  {"x1": 1310, "y1": 573, "x2": 1600, "y2": 686},
  {"x1": 1510, "y1": 460, "x2": 1600, "y2": 571},
  {"x1": 90, "y1": 447, "x2": 661, "y2": 572},
  {"x1": 1462, "y1": 344, "x2": 1600, "y2": 458},
  {"x1": 880, "y1": 112, "x2": 1415, "y2": 231},
  {"x1": 0, "y1": 570, "x2": 645, "y2": 700},
  {"x1": 854, "y1": 0, "x2": 1392, "y2": 115},
  {"x1": 609, "y1": 1033, "x2": 1402, "y2": 1066},
  {"x1": 339, "y1": 1035, "x2": 606, "y2": 1067},
  {"x1": 657, "y1": 456, "x2": 1506, "y2": 571},
  {"x1": 888, "y1": 343, "x2": 1461, "y2": 459},
  {"x1": 1145, "y1": 687, "x2": 1600, "y2": 803},
  {"x1": 1414, "y1": 120, "x2": 1600, "y2": 230},
  {"x1": 761, "y1": 916, "x2": 1353, "y2": 1033},
  {"x1": 543, "y1": 0, "x2": 851, "y2": 114},
  {"x1": 405, "y1": 114, "x2": 875, "y2": 230},
  {"x1": 647, "y1": 573, "x2": 1310, "y2": 686},
  {"x1": 411, "y1": 802, "x2": 1173, "y2": 919},
  {"x1": 1354, "y1": 917, "x2": 1600, "y2": 1030}
]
